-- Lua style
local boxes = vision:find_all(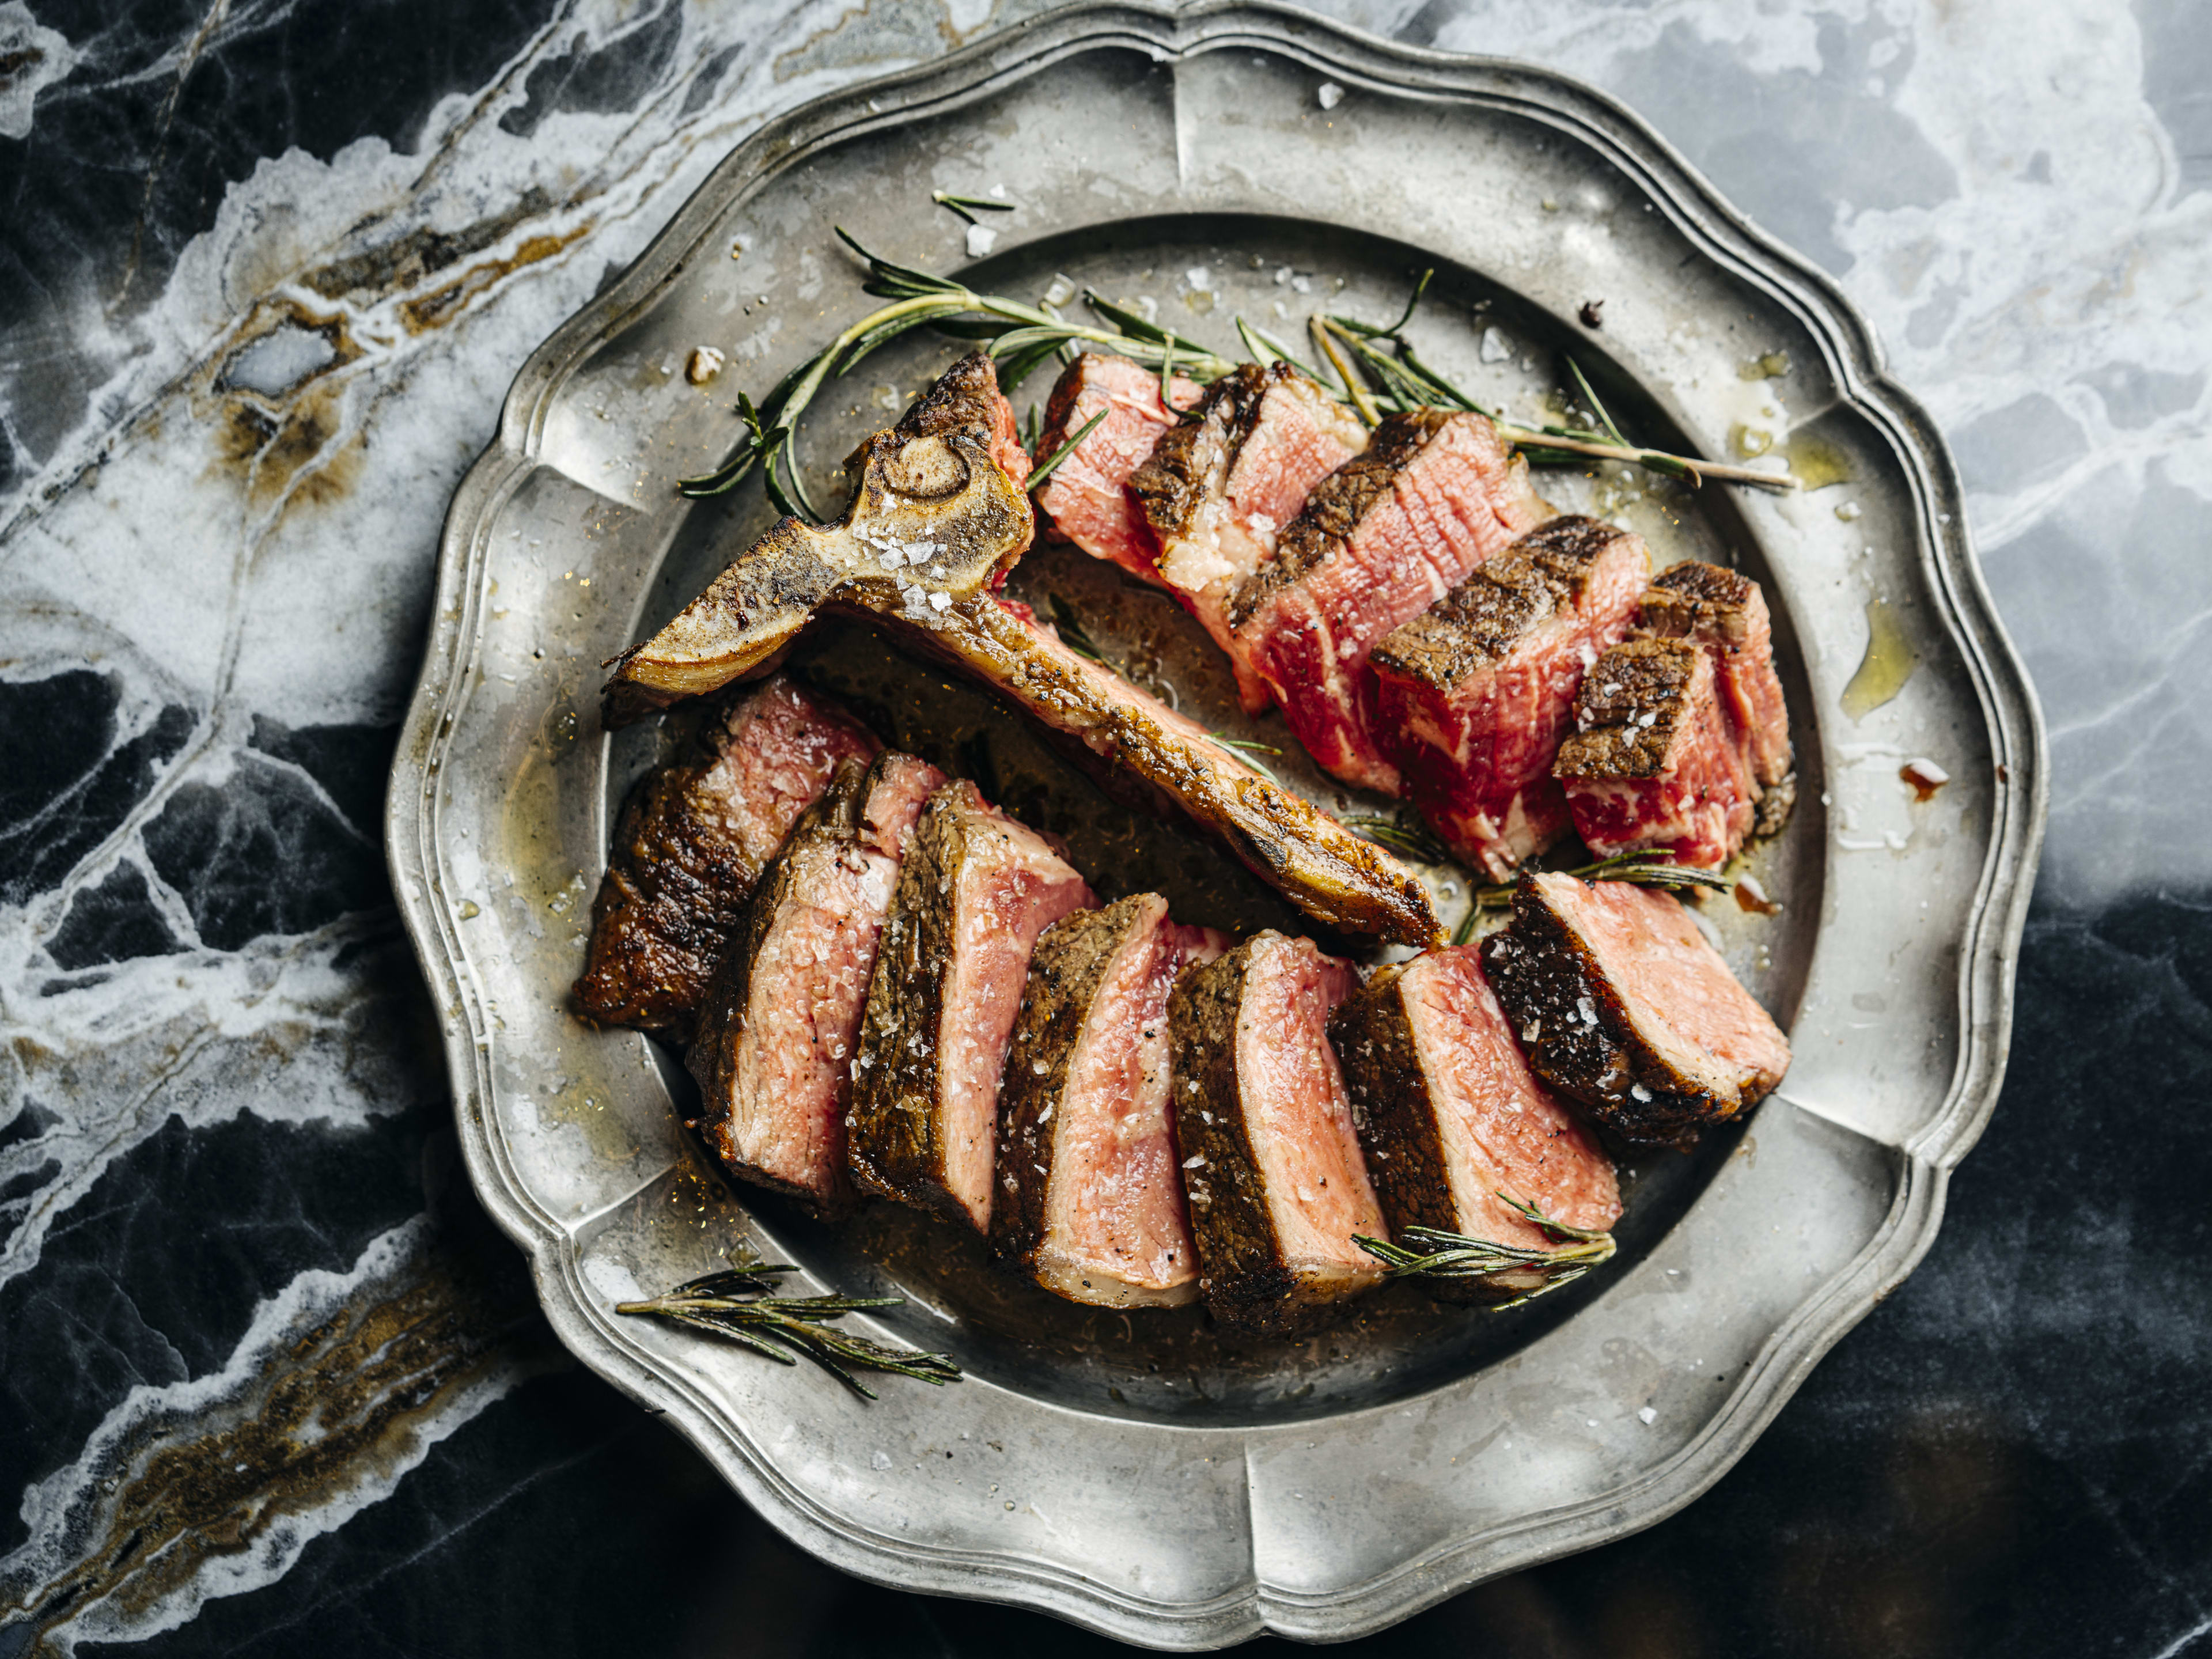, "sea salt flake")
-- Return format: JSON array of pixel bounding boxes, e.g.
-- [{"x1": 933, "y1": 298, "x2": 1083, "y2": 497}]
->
[{"x1": 1317, "y1": 81, "x2": 1344, "y2": 110}]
